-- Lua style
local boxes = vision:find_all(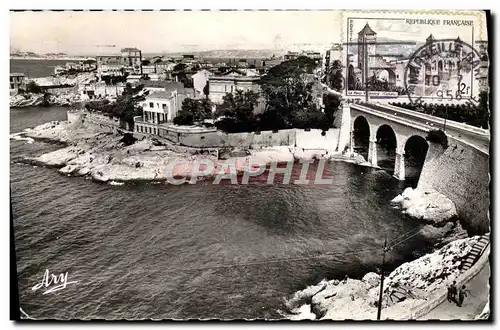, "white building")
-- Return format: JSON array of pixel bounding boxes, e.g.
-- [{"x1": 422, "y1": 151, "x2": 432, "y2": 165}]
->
[
  {"x1": 142, "y1": 65, "x2": 156, "y2": 74},
  {"x1": 135, "y1": 85, "x2": 195, "y2": 134},
  {"x1": 192, "y1": 69, "x2": 213, "y2": 97},
  {"x1": 208, "y1": 69, "x2": 261, "y2": 104}
]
